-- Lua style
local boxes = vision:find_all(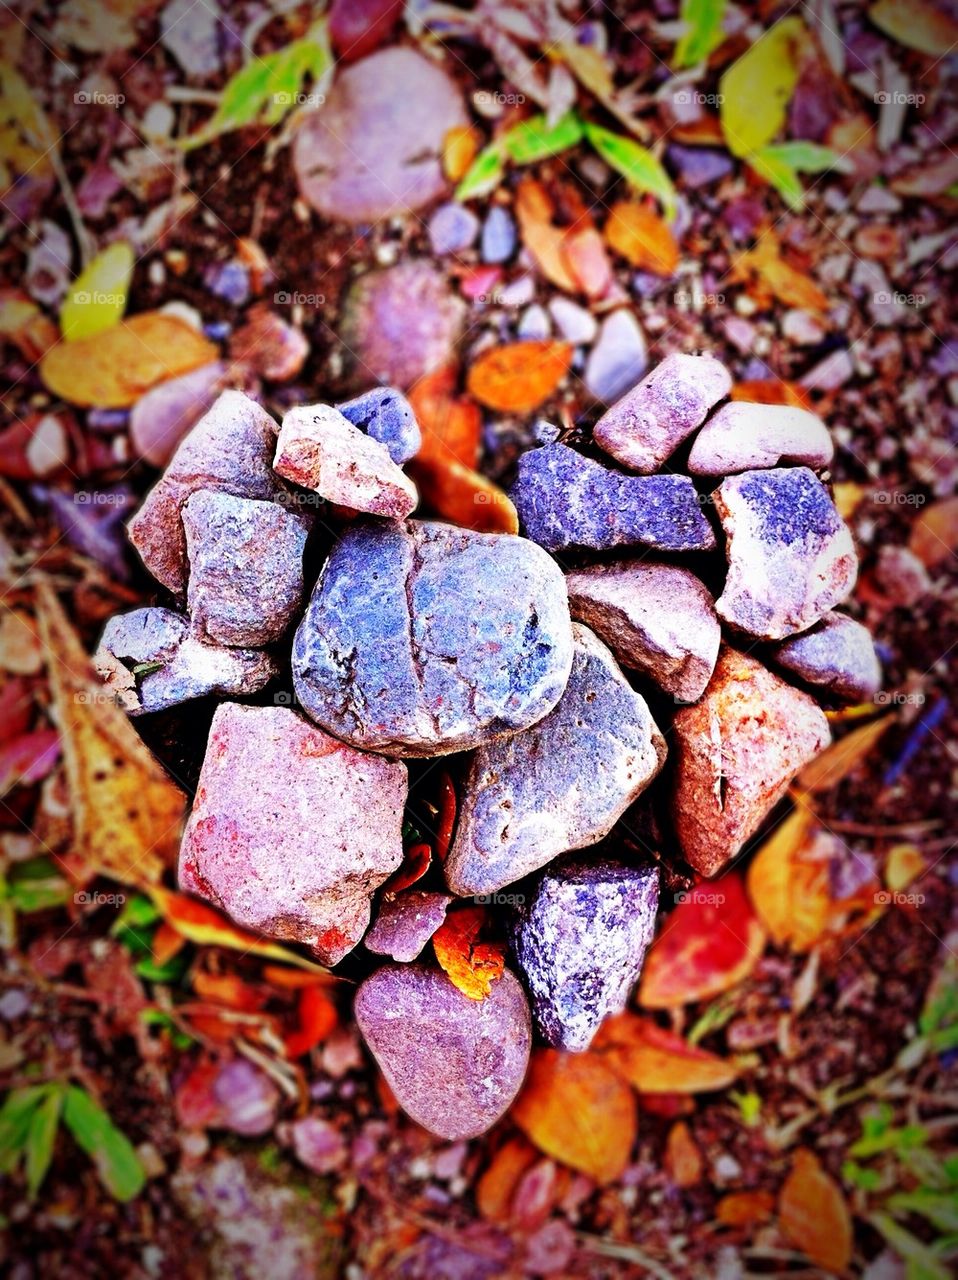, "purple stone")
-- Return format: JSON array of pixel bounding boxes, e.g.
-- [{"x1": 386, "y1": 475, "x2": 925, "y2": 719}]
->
[{"x1": 364, "y1": 890, "x2": 452, "y2": 961}]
